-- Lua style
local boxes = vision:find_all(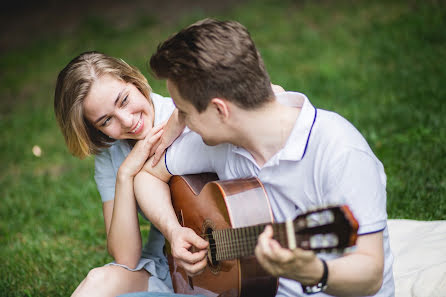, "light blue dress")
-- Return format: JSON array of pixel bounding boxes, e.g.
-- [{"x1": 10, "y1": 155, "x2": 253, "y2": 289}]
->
[{"x1": 94, "y1": 93, "x2": 175, "y2": 292}]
